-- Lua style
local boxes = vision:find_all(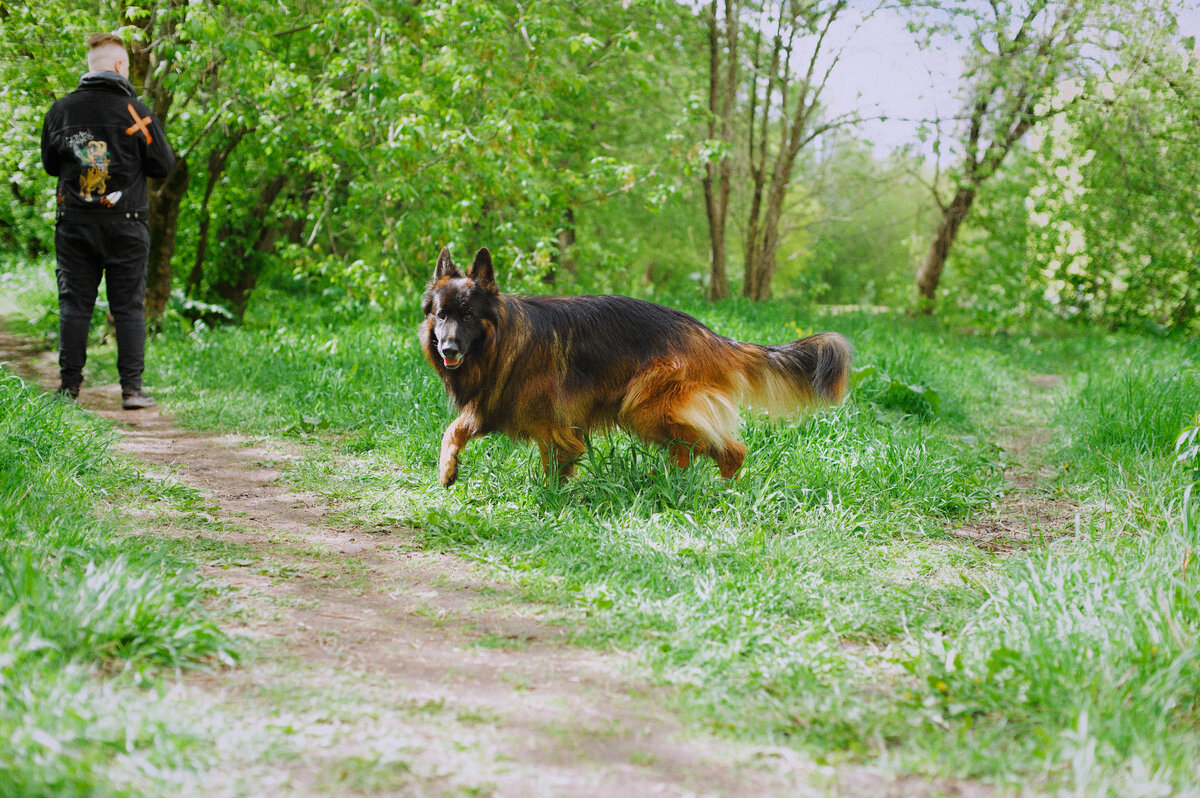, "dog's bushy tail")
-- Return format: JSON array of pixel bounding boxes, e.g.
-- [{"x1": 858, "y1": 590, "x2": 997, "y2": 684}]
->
[{"x1": 737, "y1": 331, "x2": 852, "y2": 416}]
